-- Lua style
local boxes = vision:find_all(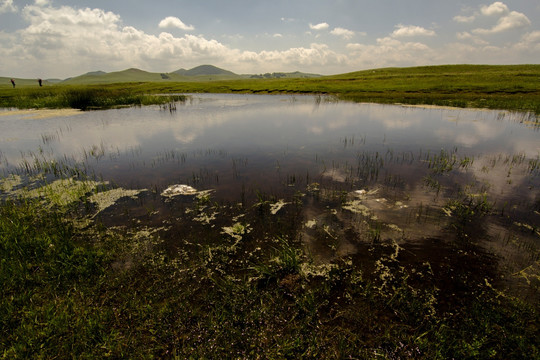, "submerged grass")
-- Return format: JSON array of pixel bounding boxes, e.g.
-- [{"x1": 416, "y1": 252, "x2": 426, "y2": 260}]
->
[
  {"x1": 1, "y1": 167, "x2": 538, "y2": 358},
  {"x1": 1, "y1": 65, "x2": 539, "y2": 114}
]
